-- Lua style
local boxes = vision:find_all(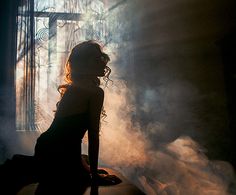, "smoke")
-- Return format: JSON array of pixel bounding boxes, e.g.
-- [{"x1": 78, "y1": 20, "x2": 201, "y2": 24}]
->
[
  {"x1": 92, "y1": 1, "x2": 236, "y2": 194},
  {"x1": 93, "y1": 0, "x2": 236, "y2": 183},
  {"x1": 96, "y1": 78, "x2": 236, "y2": 195},
  {"x1": 1, "y1": 0, "x2": 236, "y2": 194},
  {"x1": 100, "y1": 79, "x2": 148, "y2": 167}
]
